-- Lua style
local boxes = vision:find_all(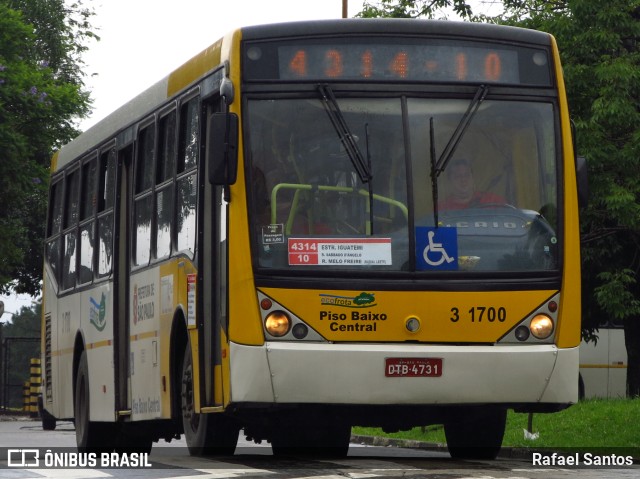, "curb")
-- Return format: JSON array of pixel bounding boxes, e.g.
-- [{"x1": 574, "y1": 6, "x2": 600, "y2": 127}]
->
[
  {"x1": 351, "y1": 434, "x2": 557, "y2": 460},
  {"x1": 352, "y1": 434, "x2": 640, "y2": 463},
  {"x1": 351, "y1": 434, "x2": 448, "y2": 453}
]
